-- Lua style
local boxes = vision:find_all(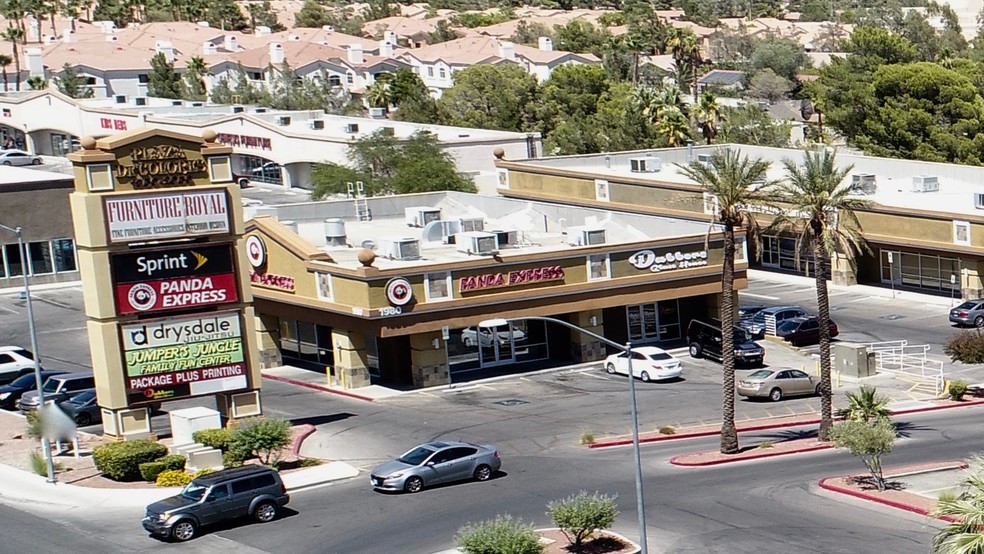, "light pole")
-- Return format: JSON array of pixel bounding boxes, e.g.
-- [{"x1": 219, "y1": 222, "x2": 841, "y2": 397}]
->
[
  {"x1": 479, "y1": 316, "x2": 648, "y2": 554},
  {"x1": 0, "y1": 223, "x2": 56, "y2": 483}
]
